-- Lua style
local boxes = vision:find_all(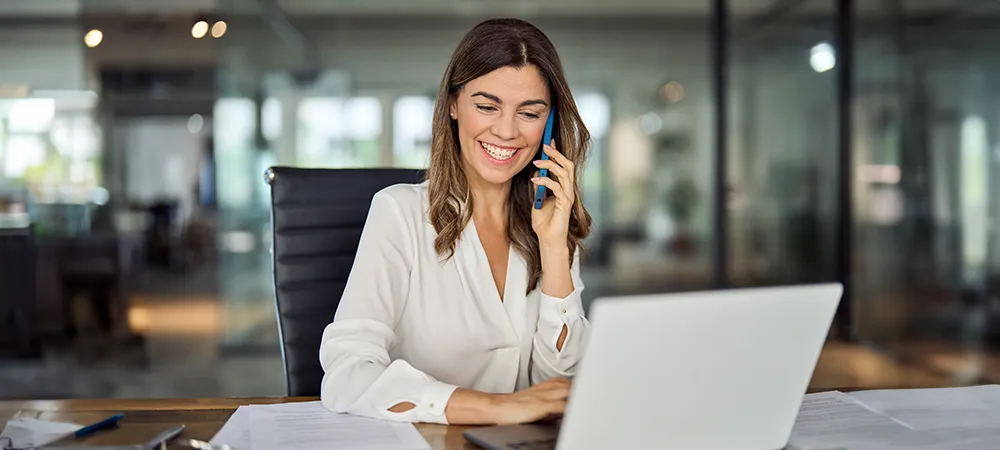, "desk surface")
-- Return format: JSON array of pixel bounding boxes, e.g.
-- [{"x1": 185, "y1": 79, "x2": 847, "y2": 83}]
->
[
  {"x1": 0, "y1": 397, "x2": 476, "y2": 449},
  {"x1": 1, "y1": 387, "x2": 862, "y2": 449}
]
